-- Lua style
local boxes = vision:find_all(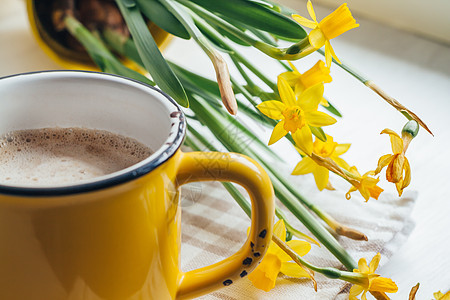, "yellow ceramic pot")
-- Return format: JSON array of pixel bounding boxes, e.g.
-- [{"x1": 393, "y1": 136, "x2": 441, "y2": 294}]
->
[
  {"x1": 27, "y1": 0, "x2": 171, "y2": 70},
  {"x1": 0, "y1": 71, "x2": 274, "y2": 299}
]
